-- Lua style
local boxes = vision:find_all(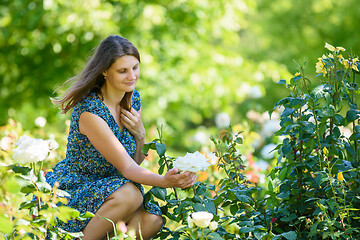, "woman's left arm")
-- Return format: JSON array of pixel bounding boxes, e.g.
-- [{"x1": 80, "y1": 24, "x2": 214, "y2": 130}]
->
[{"x1": 120, "y1": 108, "x2": 146, "y2": 165}]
